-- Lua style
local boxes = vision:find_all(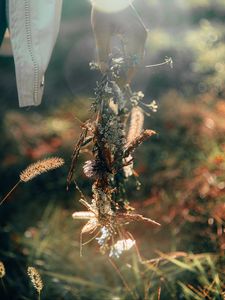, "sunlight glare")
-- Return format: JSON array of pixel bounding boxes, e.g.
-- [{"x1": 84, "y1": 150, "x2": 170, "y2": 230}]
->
[{"x1": 90, "y1": 0, "x2": 134, "y2": 13}]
